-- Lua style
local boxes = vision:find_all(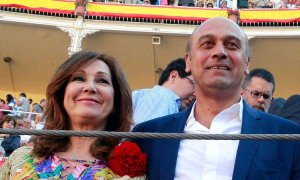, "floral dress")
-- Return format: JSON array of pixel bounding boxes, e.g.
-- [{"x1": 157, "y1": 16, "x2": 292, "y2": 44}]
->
[{"x1": 0, "y1": 146, "x2": 118, "y2": 180}]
